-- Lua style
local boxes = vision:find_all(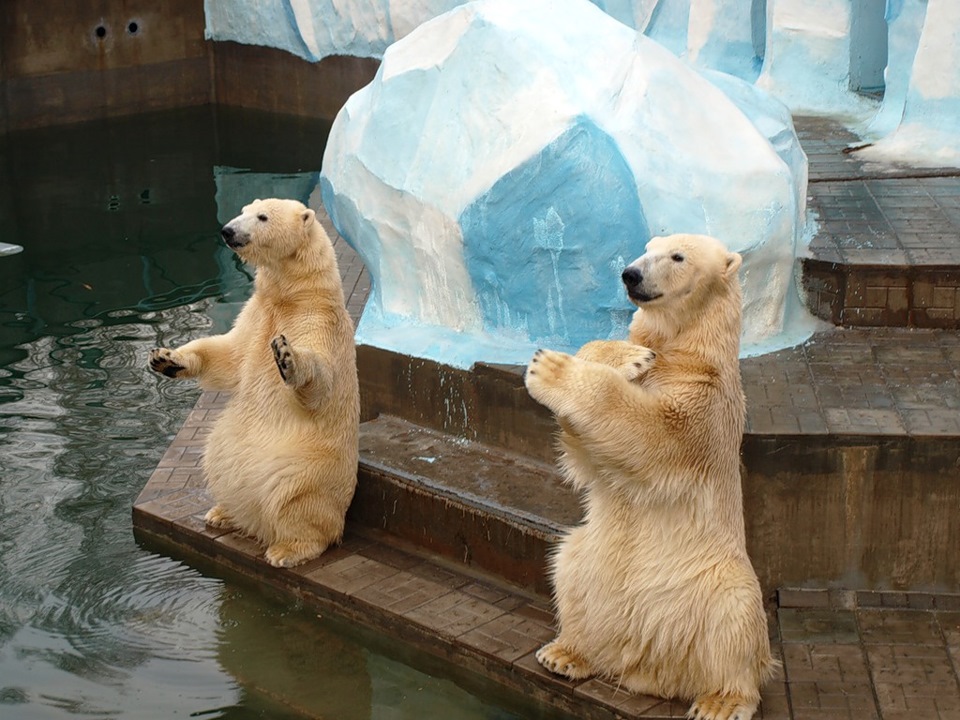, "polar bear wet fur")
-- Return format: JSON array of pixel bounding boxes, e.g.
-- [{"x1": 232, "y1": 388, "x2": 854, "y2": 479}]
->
[
  {"x1": 150, "y1": 198, "x2": 359, "y2": 568},
  {"x1": 525, "y1": 234, "x2": 774, "y2": 720}
]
